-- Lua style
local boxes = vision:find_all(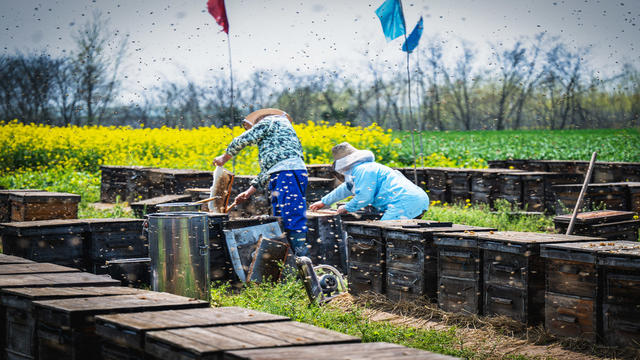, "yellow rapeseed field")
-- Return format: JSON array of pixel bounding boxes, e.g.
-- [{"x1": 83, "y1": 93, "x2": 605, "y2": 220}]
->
[{"x1": 0, "y1": 120, "x2": 413, "y2": 175}]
